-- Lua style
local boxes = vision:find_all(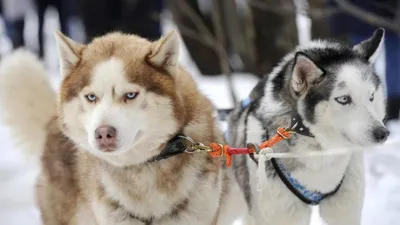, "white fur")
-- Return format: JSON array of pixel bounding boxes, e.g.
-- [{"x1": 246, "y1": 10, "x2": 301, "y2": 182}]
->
[
  {"x1": 54, "y1": 31, "x2": 82, "y2": 76},
  {"x1": 240, "y1": 37, "x2": 387, "y2": 225},
  {"x1": 96, "y1": 162, "x2": 223, "y2": 225},
  {"x1": 0, "y1": 49, "x2": 56, "y2": 161},
  {"x1": 246, "y1": 114, "x2": 313, "y2": 225},
  {"x1": 61, "y1": 58, "x2": 179, "y2": 167},
  {"x1": 148, "y1": 30, "x2": 180, "y2": 74},
  {"x1": 56, "y1": 32, "x2": 234, "y2": 225},
  {"x1": 311, "y1": 63, "x2": 386, "y2": 146},
  {"x1": 258, "y1": 83, "x2": 287, "y2": 121}
]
